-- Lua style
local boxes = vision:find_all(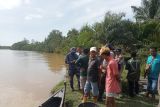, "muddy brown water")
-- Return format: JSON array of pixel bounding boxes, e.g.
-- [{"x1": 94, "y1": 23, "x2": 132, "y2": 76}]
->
[{"x1": 0, "y1": 50, "x2": 66, "y2": 107}]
